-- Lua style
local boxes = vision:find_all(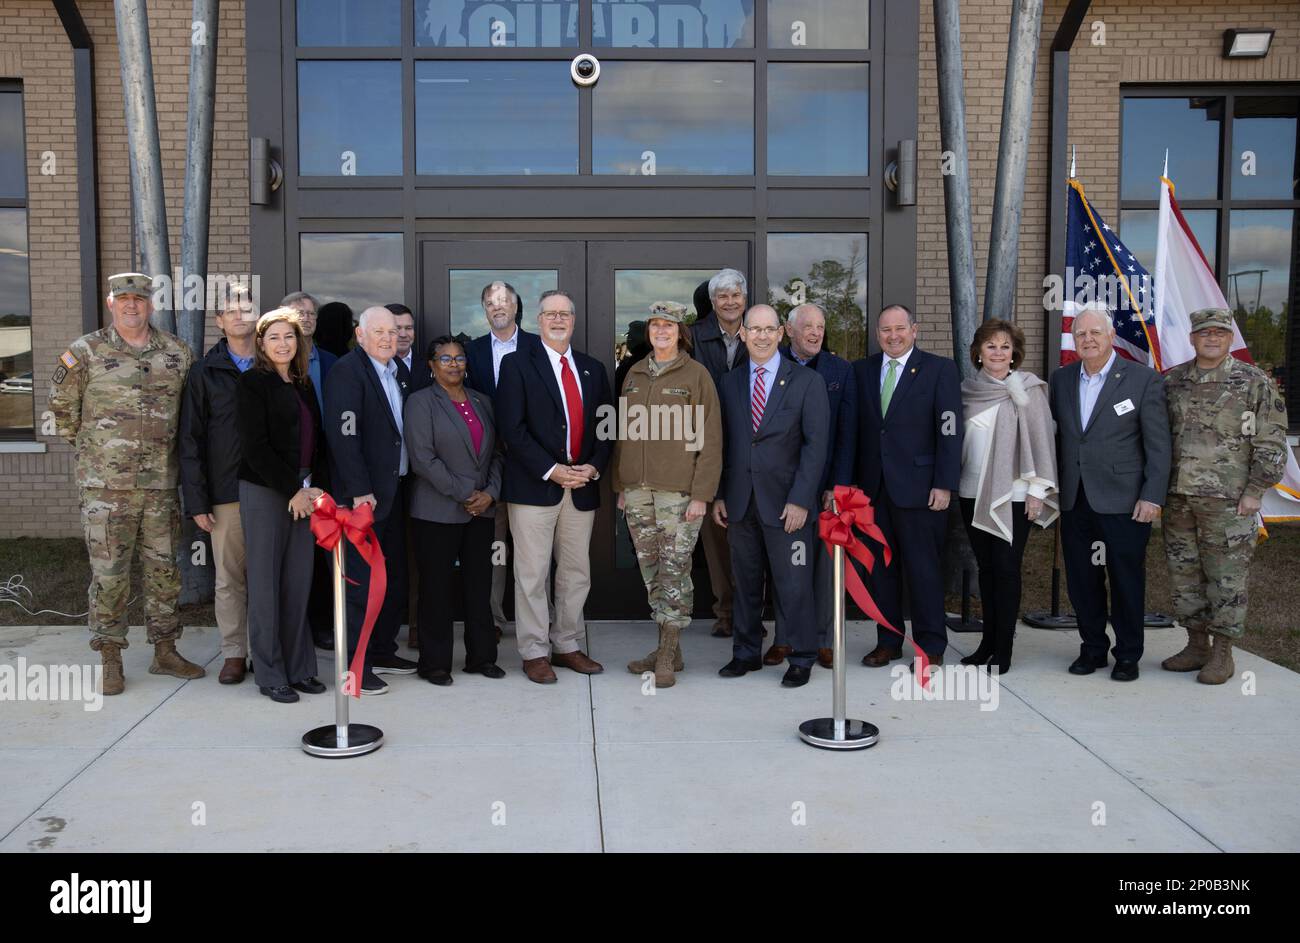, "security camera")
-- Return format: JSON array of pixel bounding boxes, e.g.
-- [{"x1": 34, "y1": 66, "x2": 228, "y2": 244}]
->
[{"x1": 570, "y1": 54, "x2": 600, "y2": 87}]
